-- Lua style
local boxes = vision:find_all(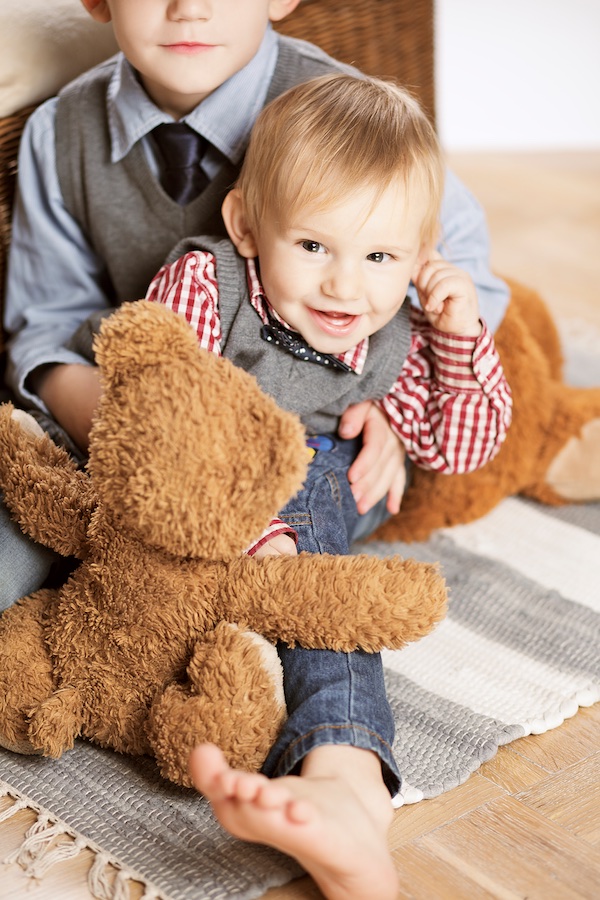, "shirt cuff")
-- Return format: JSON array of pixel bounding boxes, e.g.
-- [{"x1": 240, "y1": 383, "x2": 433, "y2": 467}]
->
[
  {"x1": 429, "y1": 320, "x2": 501, "y2": 392},
  {"x1": 245, "y1": 519, "x2": 298, "y2": 556}
]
